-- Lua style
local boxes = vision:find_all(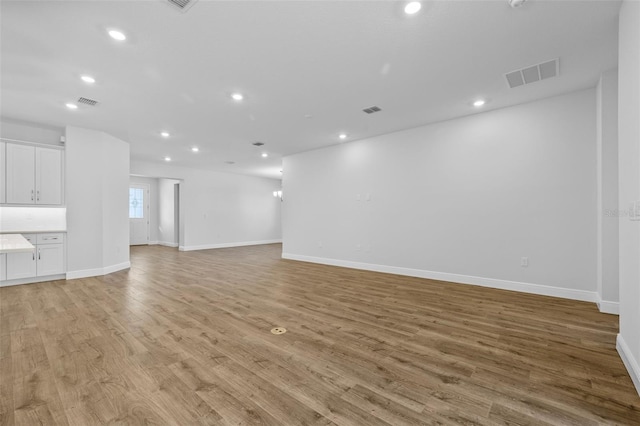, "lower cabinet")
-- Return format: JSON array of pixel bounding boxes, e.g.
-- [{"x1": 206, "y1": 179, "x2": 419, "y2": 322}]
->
[
  {"x1": 36, "y1": 244, "x2": 64, "y2": 276},
  {"x1": 6, "y1": 250, "x2": 37, "y2": 280},
  {"x1": 3, "y1": 233, "x2": 65, "y2": 282},
  {"x1": 0, "y1": 254, "x2": 6, "y2": 281}
]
